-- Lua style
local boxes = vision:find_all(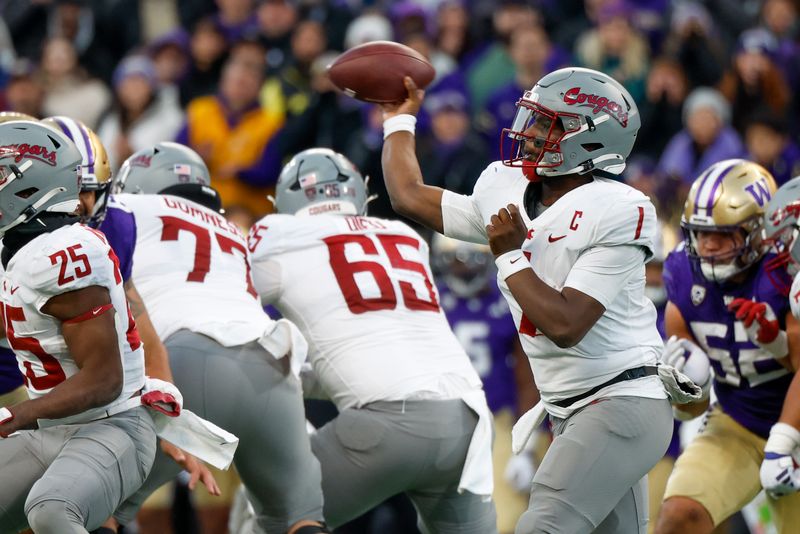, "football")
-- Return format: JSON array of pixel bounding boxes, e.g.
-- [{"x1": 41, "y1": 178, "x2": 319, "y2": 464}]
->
[{"x1": 327, "y1": 41, "x2": 436, "y2": 103}]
